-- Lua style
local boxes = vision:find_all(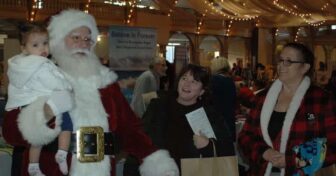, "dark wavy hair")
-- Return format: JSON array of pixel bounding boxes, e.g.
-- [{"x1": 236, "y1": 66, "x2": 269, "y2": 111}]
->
[
  {"x1": 175, "y1": 64, "x2": 210, "y2": 102},
  {"x1": 18, "y1": 23, "x2": 47, "y2": 46},
  {"x1": 283, "y1": 42, "x2": 314, "y2": 77}
]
